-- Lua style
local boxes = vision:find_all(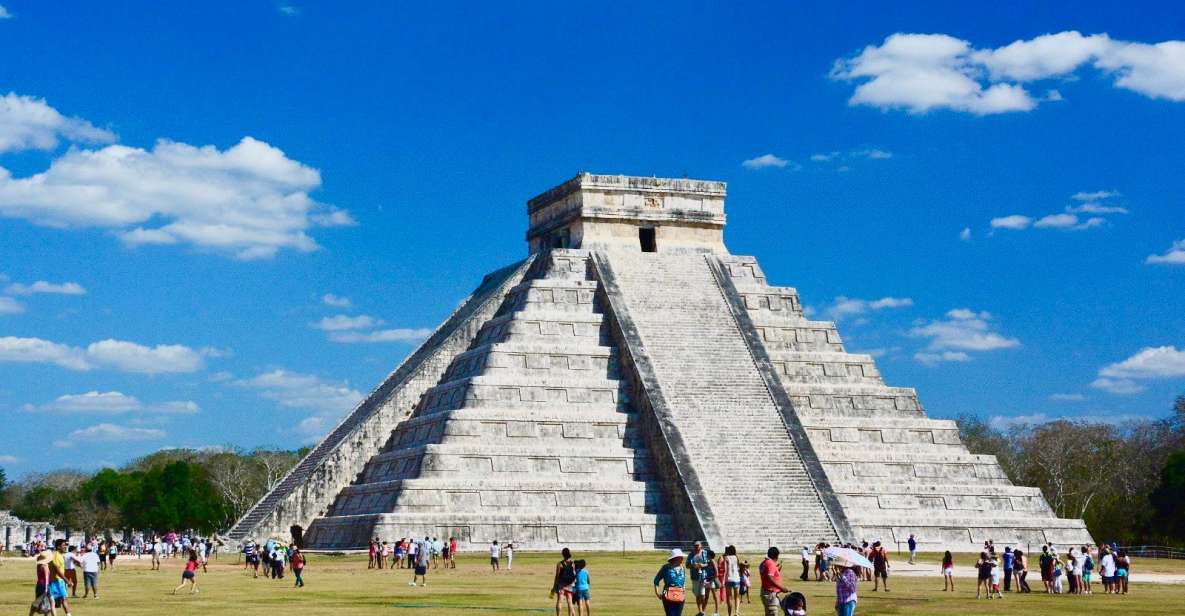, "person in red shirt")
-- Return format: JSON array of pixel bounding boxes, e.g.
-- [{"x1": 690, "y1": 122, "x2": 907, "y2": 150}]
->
[
  {"x1": 172, "y1": 549, "x2": 200, "y2": 595},
  {"x1": 758, "y1": 547, "x2": 789, "y2": 616},
  {"x1": 449, "y1": 537, "x2": 458, "y2": 569}
]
